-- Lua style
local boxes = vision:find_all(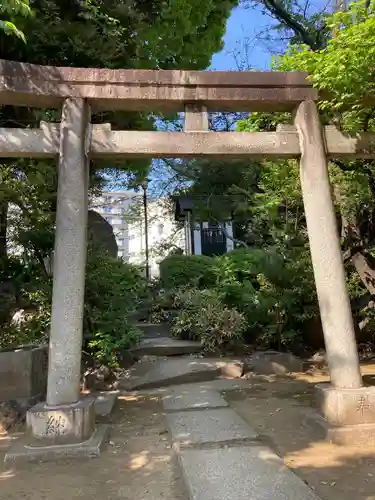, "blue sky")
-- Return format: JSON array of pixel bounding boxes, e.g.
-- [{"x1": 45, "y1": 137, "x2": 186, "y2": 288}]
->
[
  {"x1": 210, "y1": 4, "x2": 273, "y2": 71},
  {"x1": 114, "y1": 1, "x2": 329, "y2": 192},
  {"x1": 210, "y1": 0, "x2": 329, "y2": 70},
  {"x1": 146, "y1": 4, "x2": 276, "y2": 193}
]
